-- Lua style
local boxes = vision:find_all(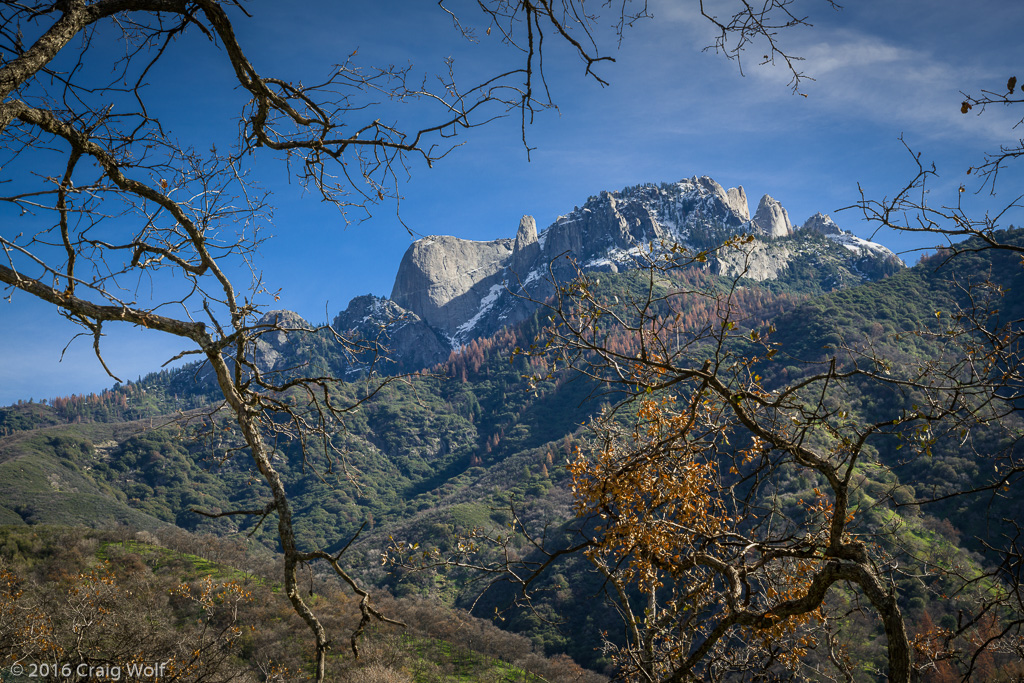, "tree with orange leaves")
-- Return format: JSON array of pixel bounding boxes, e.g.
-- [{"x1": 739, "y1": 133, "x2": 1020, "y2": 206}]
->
[
  {"x1": 523, "y1": 203, "x2": 1024, "y2": 680},
  {"x1": 524, "y1": 240, "x2": 942, "y2": 681}
]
